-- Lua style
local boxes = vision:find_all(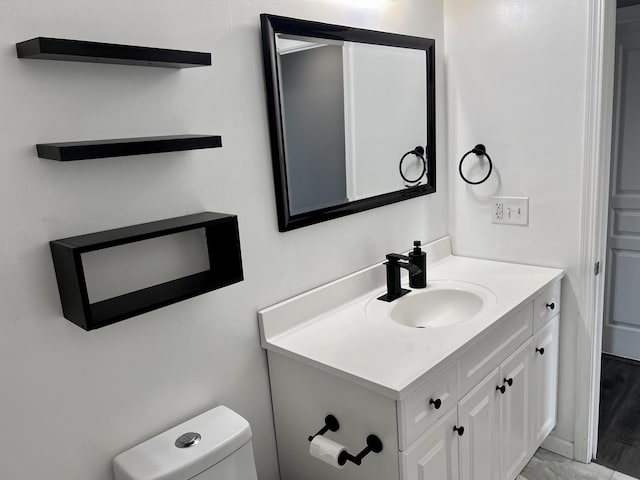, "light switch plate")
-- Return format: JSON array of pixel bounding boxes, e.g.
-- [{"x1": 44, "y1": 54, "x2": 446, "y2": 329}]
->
[{"x1": 492, "y1": 196, "x2": 529, "y2": 225}]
